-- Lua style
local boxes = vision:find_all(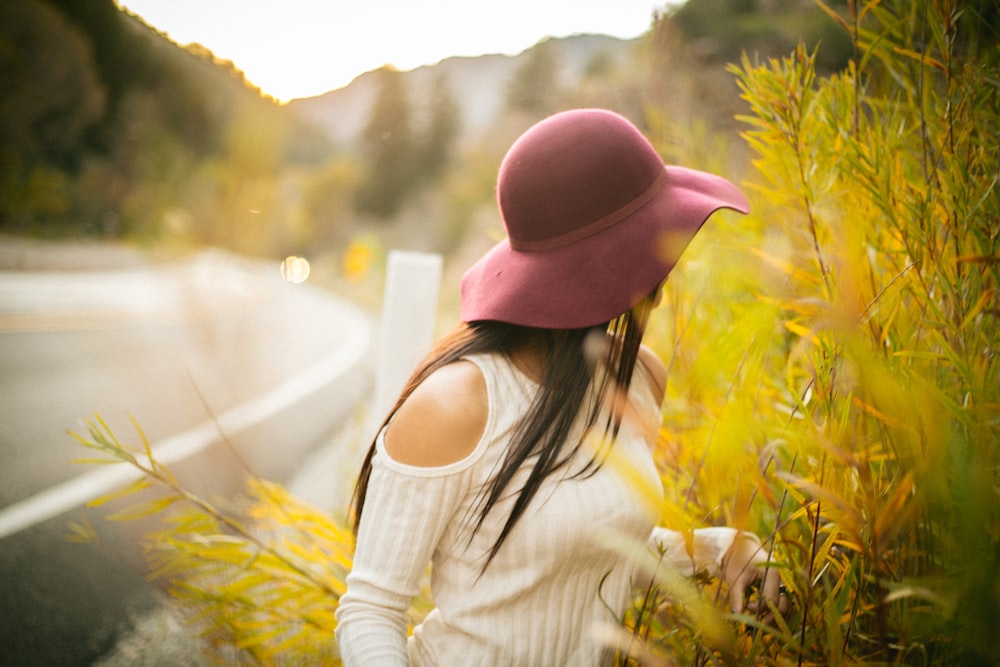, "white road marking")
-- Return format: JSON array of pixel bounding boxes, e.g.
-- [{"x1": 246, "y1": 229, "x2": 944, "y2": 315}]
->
[{"x1": 0, "y1": 308, "x2": 370, "y2": 541}]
